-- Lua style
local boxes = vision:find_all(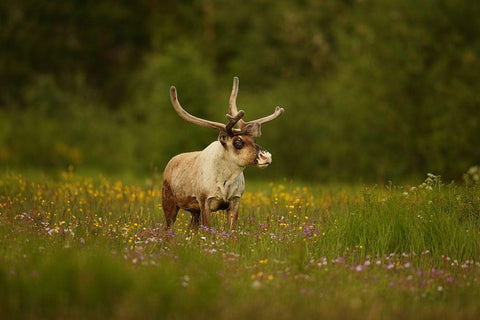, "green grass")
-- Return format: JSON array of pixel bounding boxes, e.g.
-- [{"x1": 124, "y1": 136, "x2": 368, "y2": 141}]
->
[{"x1": 1, "y1": 170, "x2": 479, "y2": 319}]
